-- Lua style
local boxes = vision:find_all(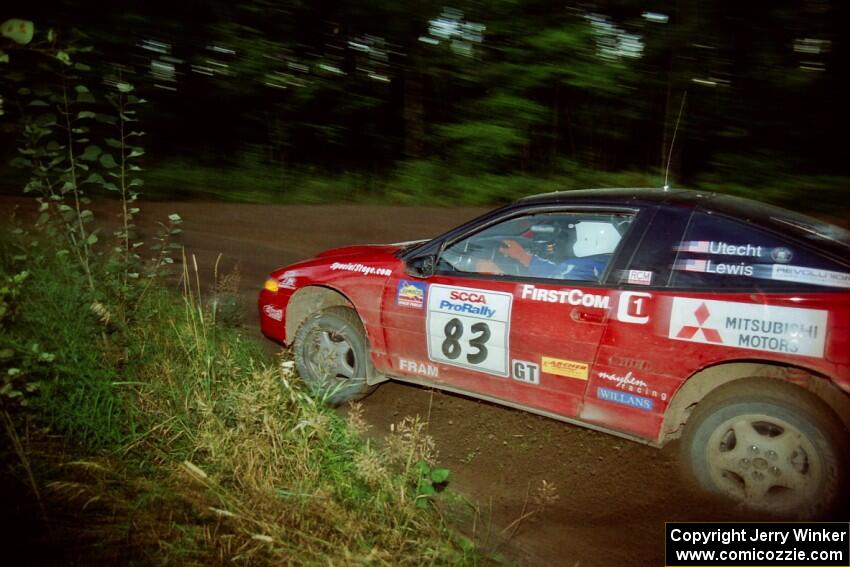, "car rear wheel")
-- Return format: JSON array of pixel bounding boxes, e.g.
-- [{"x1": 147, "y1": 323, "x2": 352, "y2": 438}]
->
[
  {"x1": 293, "y1": 306, "x2": 376, "y2": 406},
  {"x1": 681, "y1": 378, "x2": 847, "y2": 518}
]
